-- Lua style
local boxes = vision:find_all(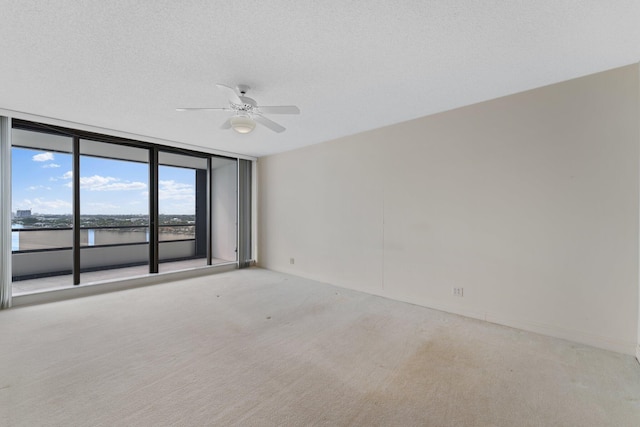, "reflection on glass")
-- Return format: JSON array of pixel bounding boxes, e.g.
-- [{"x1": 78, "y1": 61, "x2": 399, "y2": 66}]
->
[{"x1": 211, "y1": 158, "x2": 238, "y2": 263}]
